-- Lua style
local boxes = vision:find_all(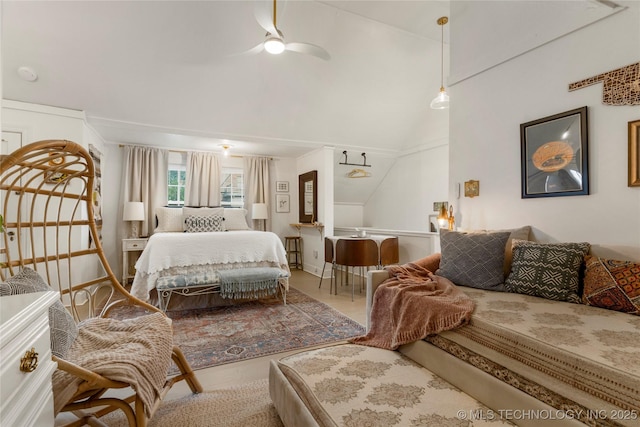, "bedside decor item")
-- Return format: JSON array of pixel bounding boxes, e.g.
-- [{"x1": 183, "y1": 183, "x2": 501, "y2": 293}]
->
[
  {"x1": 520, "y1": 106, "x2": 589, "y2": 198},
  {"x1": 464, "y1": 180, "x2": 479, "y2": 197},
  {"x1": 276, "y1": 193, "x2": 290, "y2": 213},
  {"x1": 252, "y1": 203, "x2": 268, "y2": 231},
  {"x1": 123, "y1": 201, "x2": 145, "y2": 238},
  {"x1": 630, "y1": 119, "x2": 640, "y2": 187},
  {"x1": 430, "y1": 16, "x2": 449, "y2": 110},
  {"x1": 569, "y1": 62, "x2": 640, "y2": 106}
]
